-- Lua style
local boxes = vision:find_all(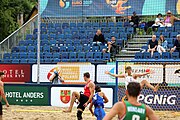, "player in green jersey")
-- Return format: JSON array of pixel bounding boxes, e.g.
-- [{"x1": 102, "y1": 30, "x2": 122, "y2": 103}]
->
[{"x1": 103, "y1": 82, "x2": 158, "y2": 120}]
